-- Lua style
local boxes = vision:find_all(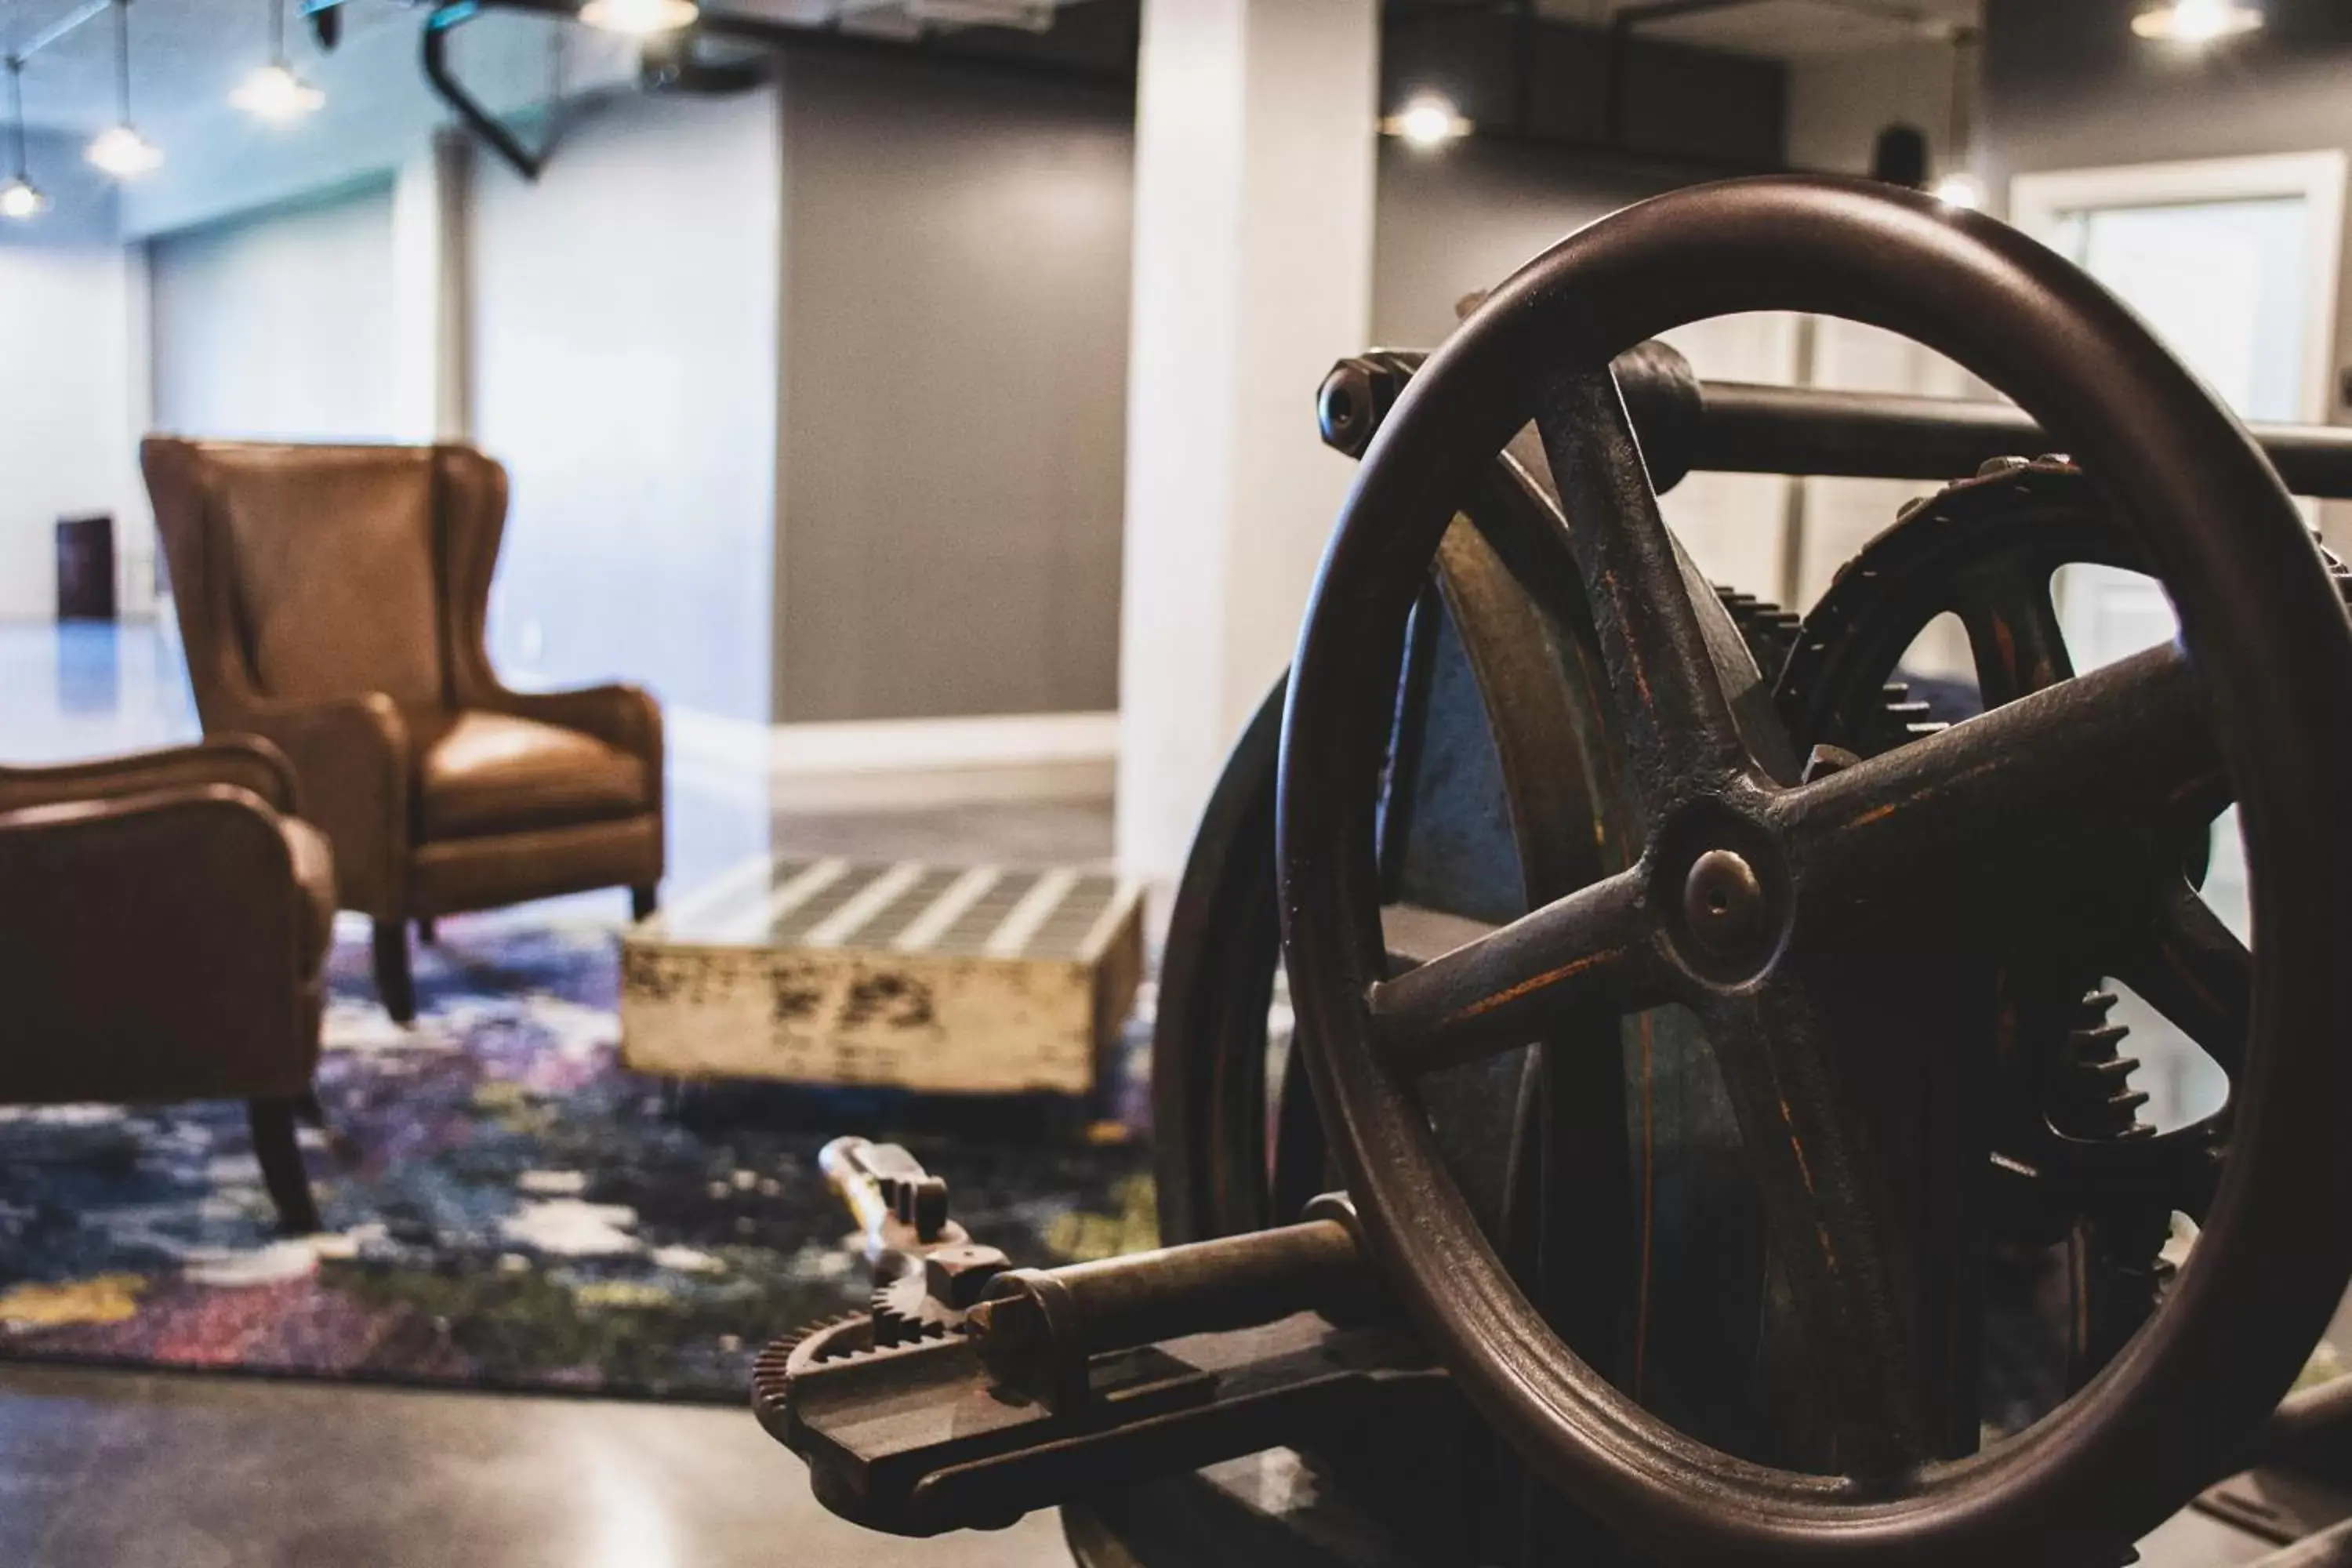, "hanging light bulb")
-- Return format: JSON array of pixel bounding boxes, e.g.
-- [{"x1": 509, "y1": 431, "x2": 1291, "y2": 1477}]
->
[
  {"x1": 2132, "y1": 0, "x2": 2263, "y2": 44},
  {"x1": 578, "y1": 0, "x2": 700, "y2": 35},
  {"x1": 86, "y1": 0, "x2": 161, "y2": 179},
  {"x1": 87, "y1": 123, "x2": 161, "y2": 177},
  {"x1": 232, "y1": 0, "x2": 325, "y2": 122},
  {"x1": 2, "y1": 58, "x2": 45, "y2": 220}
]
